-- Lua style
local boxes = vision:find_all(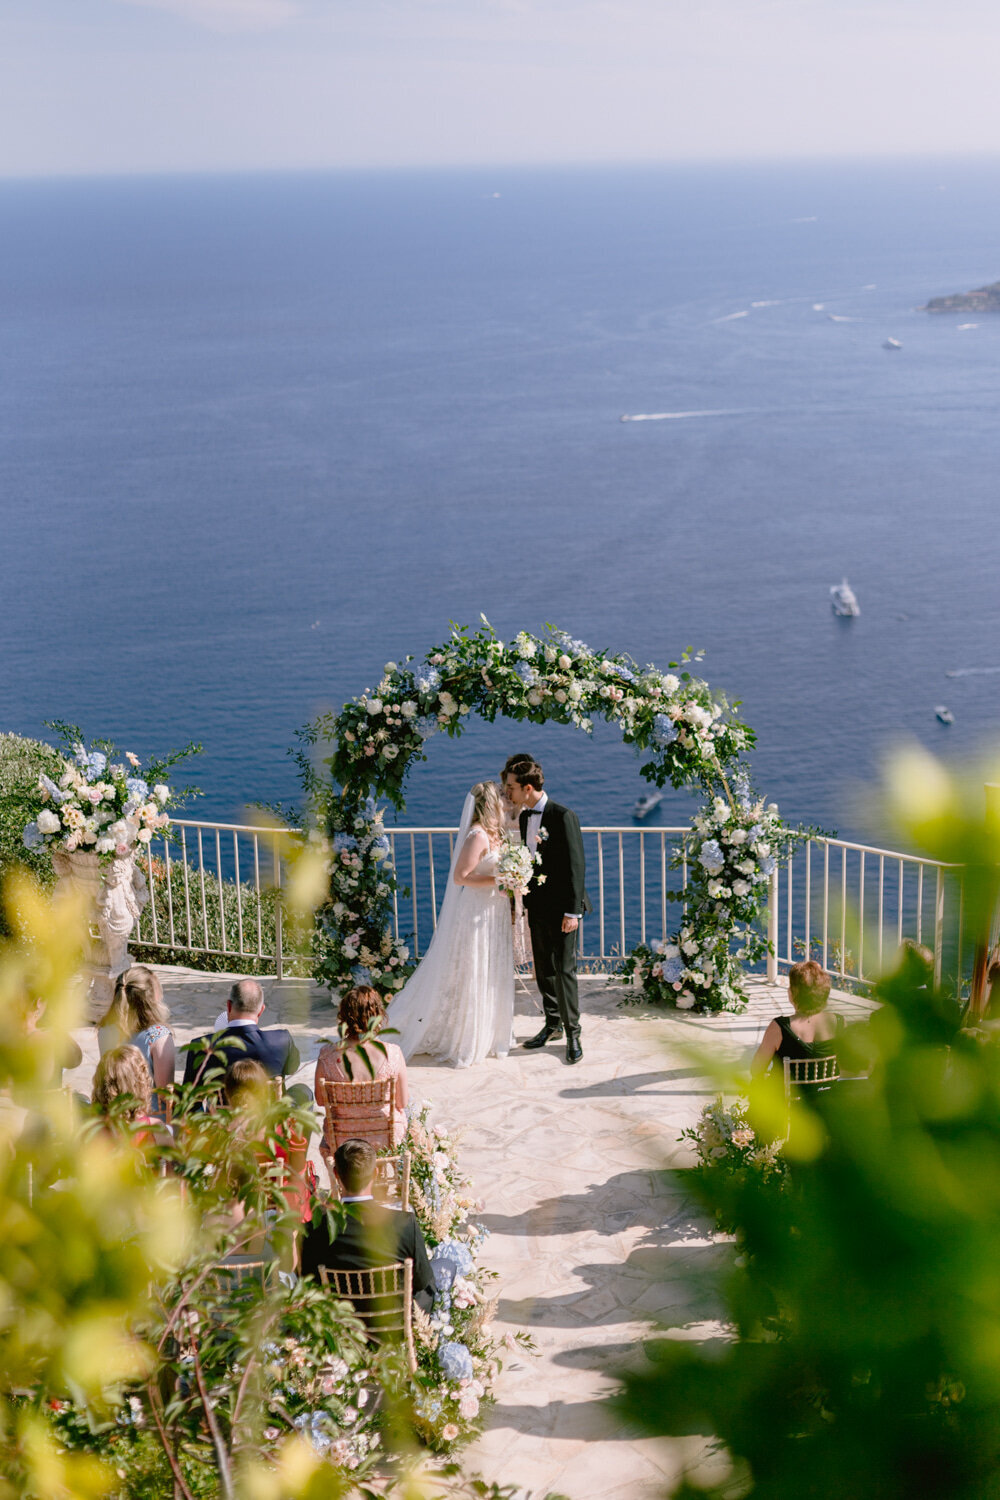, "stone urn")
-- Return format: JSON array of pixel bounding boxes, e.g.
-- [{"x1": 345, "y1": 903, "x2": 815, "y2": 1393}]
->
[{"x1": 51, "y1": 848, "x2": 150, "y2": 1020}]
